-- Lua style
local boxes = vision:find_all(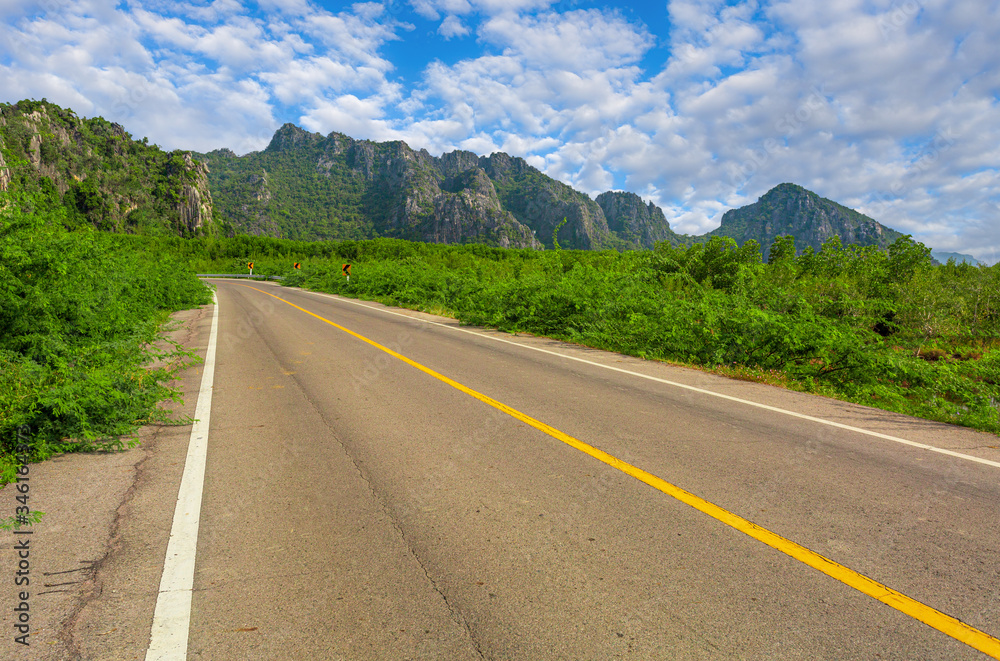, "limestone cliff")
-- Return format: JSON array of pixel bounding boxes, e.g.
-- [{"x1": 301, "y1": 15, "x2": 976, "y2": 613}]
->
[
  {"x1": 0, "y1": 99, "x2": 215, "y2": 235},
  {"x1": 709, "y1": 183, "x2": 904, "y2": 259},
  {"x1": 595, "y1": 191, "x2": 682, "y2": 249}
]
